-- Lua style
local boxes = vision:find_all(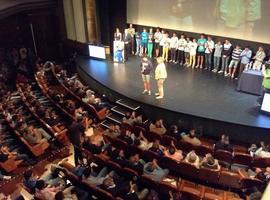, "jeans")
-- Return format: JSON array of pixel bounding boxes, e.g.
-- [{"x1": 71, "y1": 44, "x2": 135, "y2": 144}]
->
[
  {"x1": 136, "y1": 39, "x2": 141, "y2": 55},
  {"x1": 37, "y1": 128, "x2": 52, "y2": 141},
  {"x1": 213, "y1": 56, "x2": 221, "y2": 70},
  {"x1": 221, "y1": 56, "x2": 230, "y2": 72},
  {"x1": 205, "y1": 53, "x2": 212, "y2": 69}
]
